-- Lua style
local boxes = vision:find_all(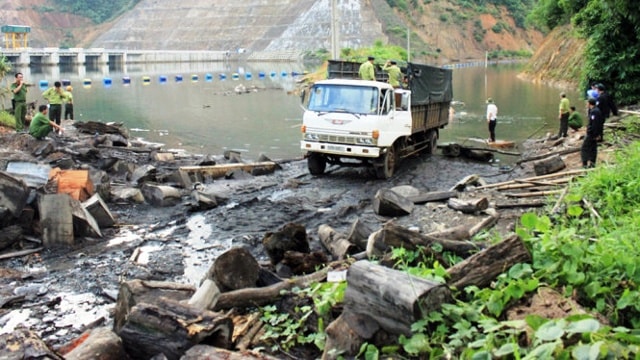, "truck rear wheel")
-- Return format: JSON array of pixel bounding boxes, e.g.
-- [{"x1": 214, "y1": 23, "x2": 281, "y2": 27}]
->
[
  {"x1": 375, "y1": 145, "x2": 397, "y2": 179},
  {"x1": 307, "y1": 153, "x2": 326, "y2": 175},
  {"x1": 427, "y1": 130, "x2": 438, "y2": 154}
]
